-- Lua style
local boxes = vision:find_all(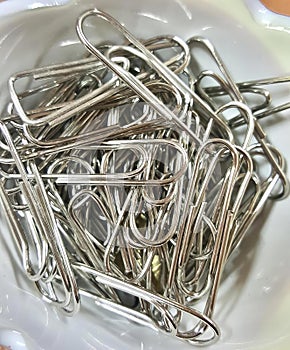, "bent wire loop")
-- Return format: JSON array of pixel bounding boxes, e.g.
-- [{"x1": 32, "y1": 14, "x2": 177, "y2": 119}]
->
[{"x1": 0, "y1": 7, "x2": 289, "y2": 347}]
